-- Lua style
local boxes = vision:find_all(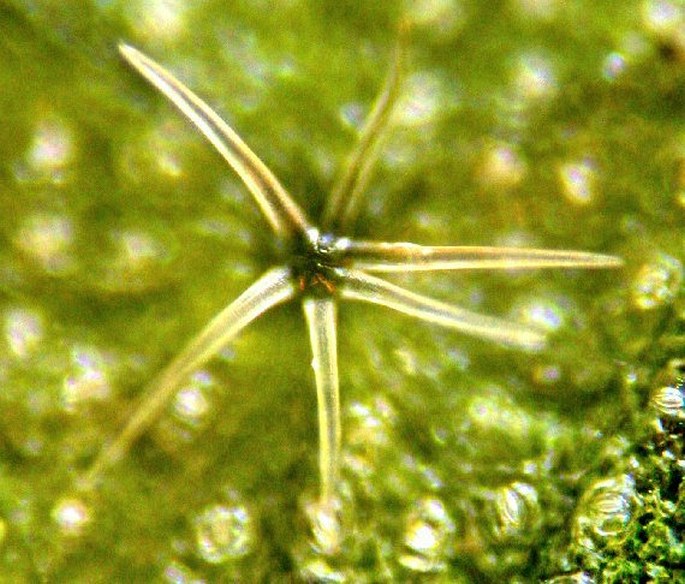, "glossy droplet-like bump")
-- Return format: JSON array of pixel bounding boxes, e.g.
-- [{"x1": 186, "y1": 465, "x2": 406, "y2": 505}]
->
[
  {"x1": 487, "y1": 481, "x2": 541, "y2": 542},
  {"x1": 650, "y1": 384, "x2": 684, "y2": 419},
  {"x1": 399, "y1": 497, "x2": 455, "y2": 573},
  {"x1": 194, "y1": 503, "x2": 255, "y2": 563},
  {"x1": 51, "y1": 497, "x2": 92, "y2": 537},
  {"x1": 573, "y1": 475, "x2": 634, "y2": 550}
]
